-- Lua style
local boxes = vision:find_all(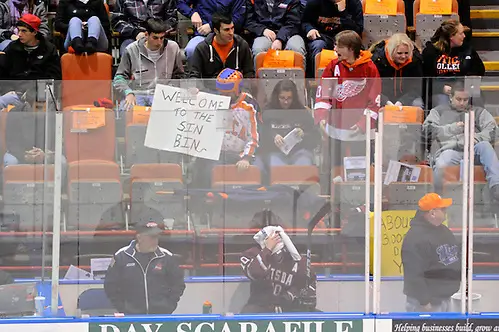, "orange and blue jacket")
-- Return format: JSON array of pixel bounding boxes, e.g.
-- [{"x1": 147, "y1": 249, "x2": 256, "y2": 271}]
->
[{"x1": 223, "y1": 92, "x2": 261, "y2": 160}]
